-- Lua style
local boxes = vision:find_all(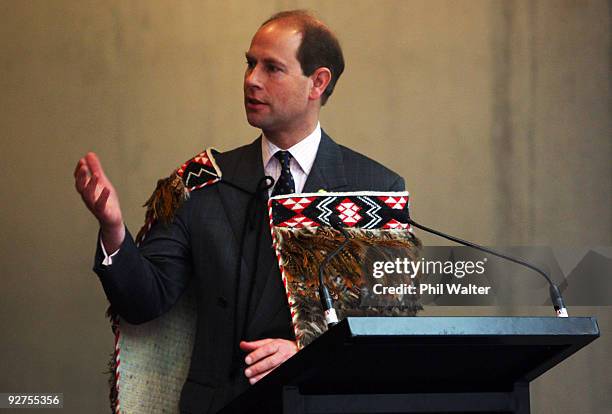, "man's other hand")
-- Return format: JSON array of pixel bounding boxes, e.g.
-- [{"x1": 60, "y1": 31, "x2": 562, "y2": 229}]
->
[
  {"x1": 240, "y1": 338, "x2": 298, "y2": 384},
  {"x1": 74, "y1": 152, "x2": 125, "y2": 252}
]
